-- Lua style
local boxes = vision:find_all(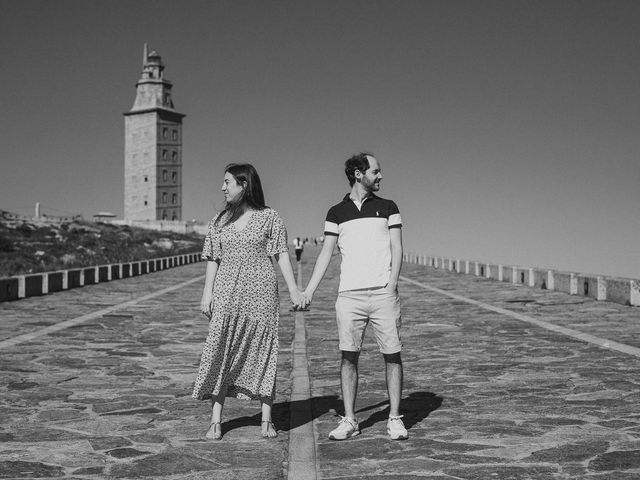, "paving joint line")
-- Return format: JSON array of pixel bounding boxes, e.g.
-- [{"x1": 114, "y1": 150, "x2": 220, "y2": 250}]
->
[
  {"x1": 287, "y1": 261, "x2": 318, "y2": 480},
  {"x1": 0, "y1": 275, "x2": 205, "y2": 349},
  {"x1": 400, "y1": 274, "x2": 640, "y2": 358}
]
